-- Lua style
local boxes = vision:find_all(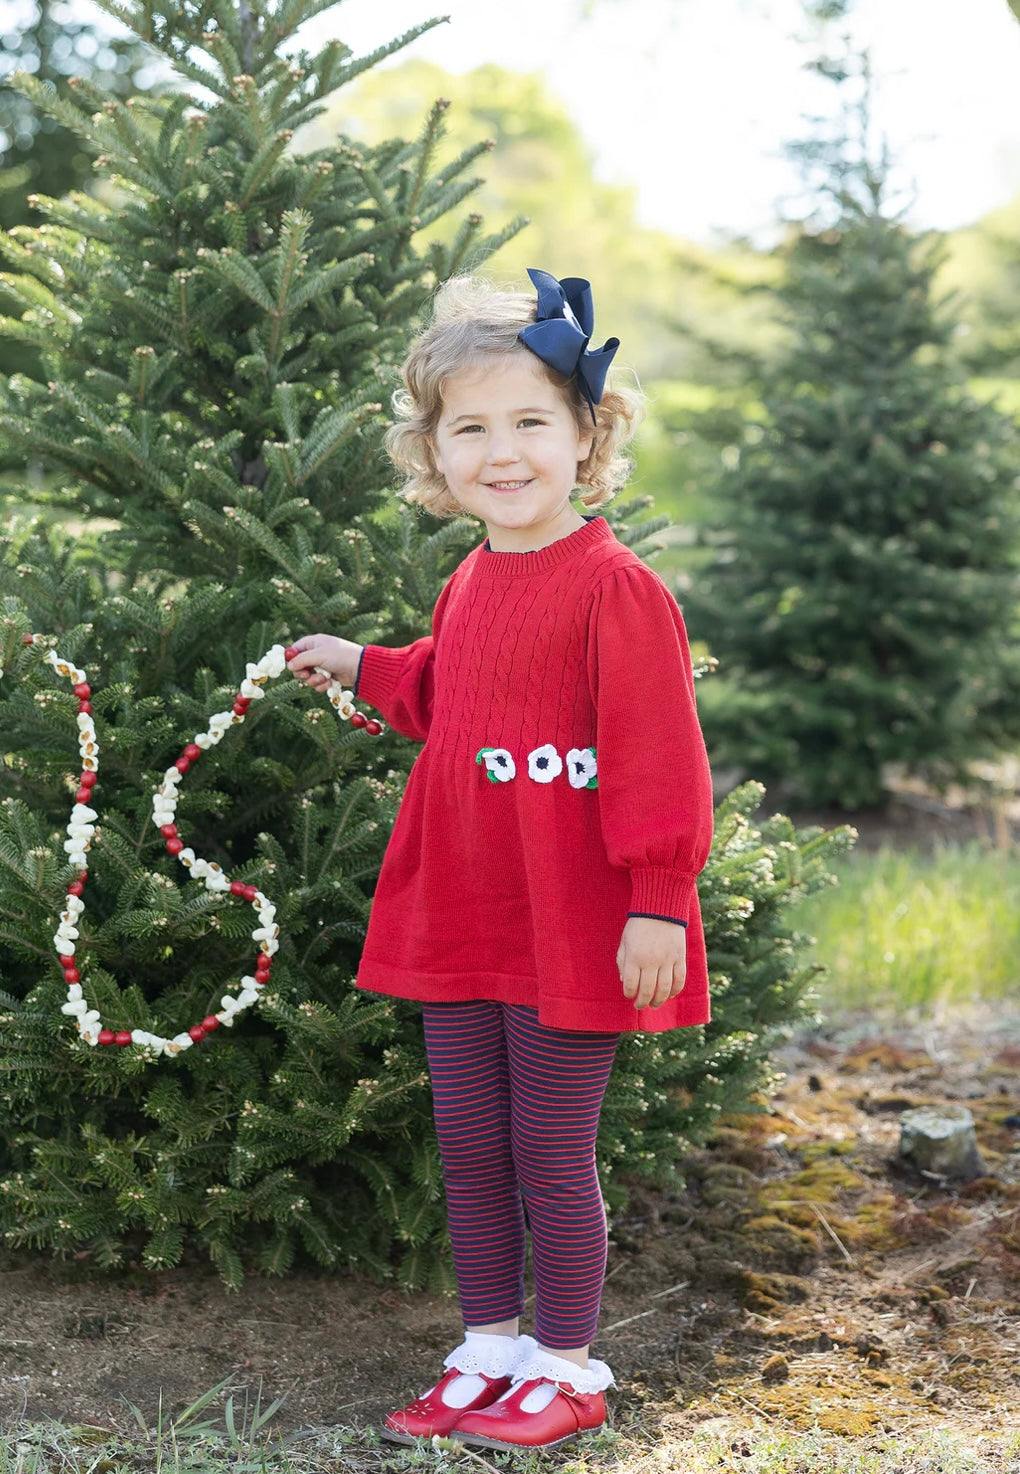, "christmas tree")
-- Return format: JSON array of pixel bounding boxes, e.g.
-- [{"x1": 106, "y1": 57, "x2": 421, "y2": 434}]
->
[
  {"x1": 0, "y1": 0, "x2": 849, "y2": 1287},
  {"x1": 686, "y1": 60, "x2": 1020, "y2": 809}
]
